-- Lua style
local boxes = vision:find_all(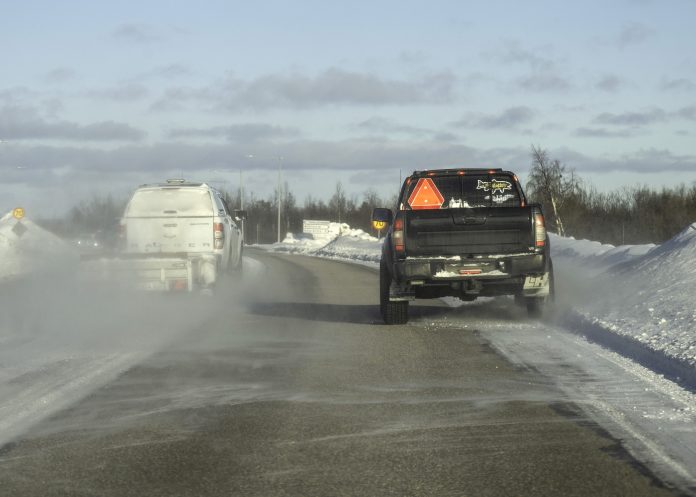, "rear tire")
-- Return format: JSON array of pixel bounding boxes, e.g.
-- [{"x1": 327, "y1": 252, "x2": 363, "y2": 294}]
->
[
  {"x1": 230, "y1": 245, "x2": 243, "y2": 276},
  {"x1": 525, "y1": 261, "x2": 555, "y2": 318},
  {"x1": 380, "y1": 260, "x2": 409, "y2": 325}
]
